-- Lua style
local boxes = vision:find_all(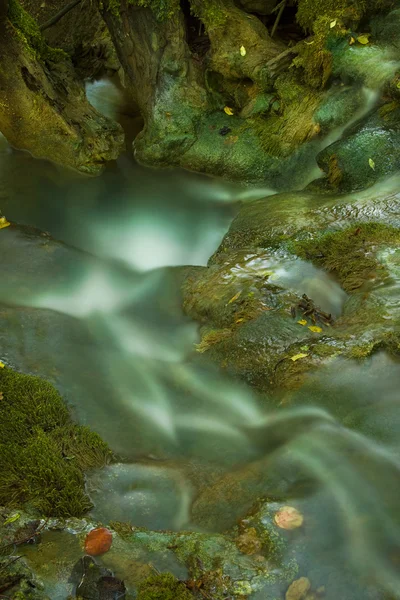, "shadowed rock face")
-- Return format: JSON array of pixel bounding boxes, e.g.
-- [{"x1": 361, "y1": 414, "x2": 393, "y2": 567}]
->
[{"x1": 0, "y1": 1, "x2": 124, "y2": 174}]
